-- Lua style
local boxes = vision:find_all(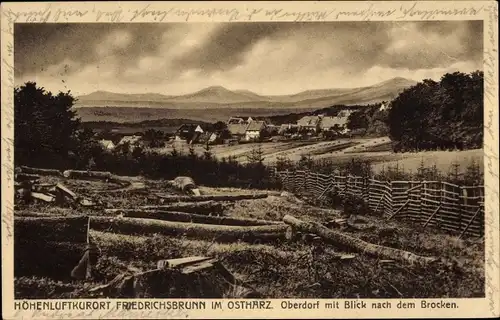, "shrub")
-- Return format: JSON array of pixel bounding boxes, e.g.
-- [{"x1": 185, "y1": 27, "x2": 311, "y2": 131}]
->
[{"x1": 342, "y1": 194, "x2": 371, "y2": 217}]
